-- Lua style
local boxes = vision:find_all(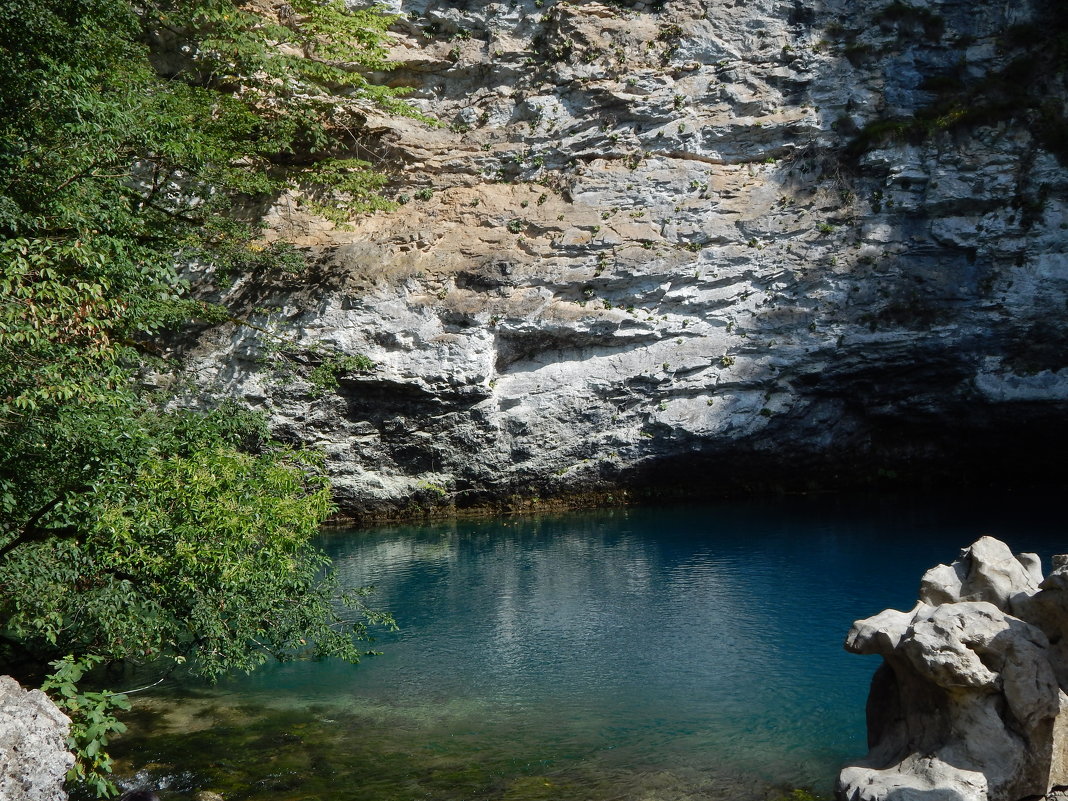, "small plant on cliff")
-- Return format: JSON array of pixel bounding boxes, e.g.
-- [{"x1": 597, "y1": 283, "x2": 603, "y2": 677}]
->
[
  {"x1": 308, "y1": 352, "x2": 376, "y2": 395},
  {"x1": 418, "y1": 480, "x2": 448, "y2": 498},
  {"x1": 845, "y1": 2, "x2": 1068, "y2": 166}
]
